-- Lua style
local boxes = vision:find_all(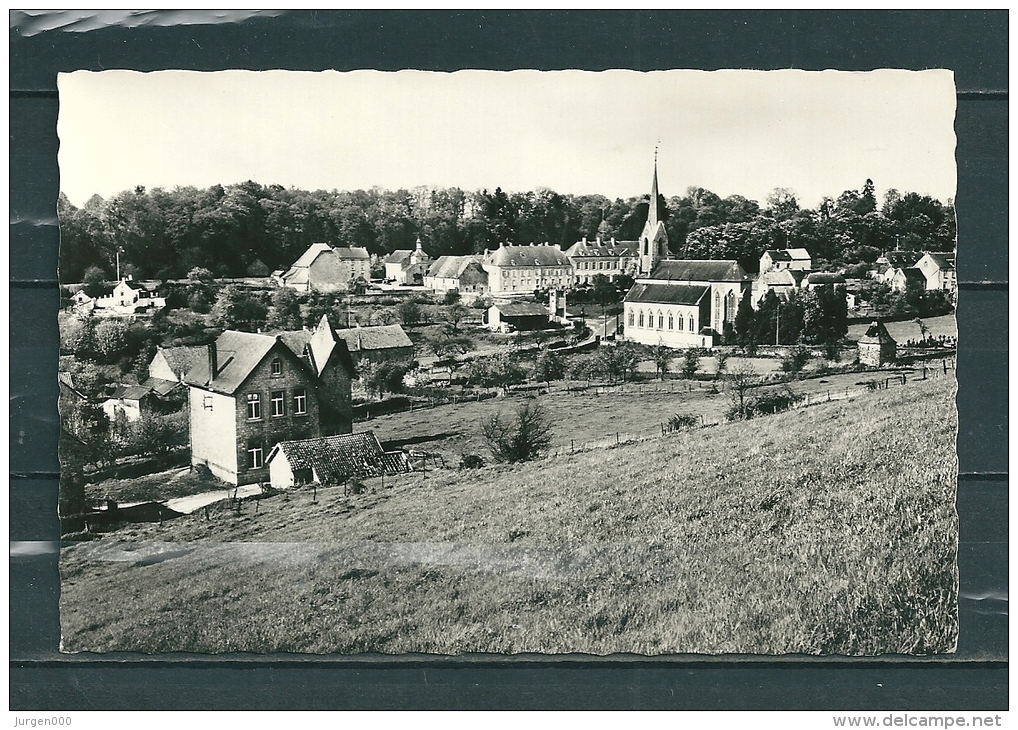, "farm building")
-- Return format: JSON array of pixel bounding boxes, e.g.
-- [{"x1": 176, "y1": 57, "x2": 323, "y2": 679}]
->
[
  {"x1": 857, "y1": 321, "x2": 897, "y2": 366},
  {"x1": 759, "y1": 248, "x2": 812, "y2": 274},
  {"x1": 149, "y1": 345, "x2": 206, "y2": 383},
  {"x1": 424, "y1": 255, "x2": 489, "y2": 293},
  {"x1": 266, "y1": 431, "x2": 410, "y2": 490},
  {"x1": 486, "y1": 301, "x2": 552, "y2": 332}
]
